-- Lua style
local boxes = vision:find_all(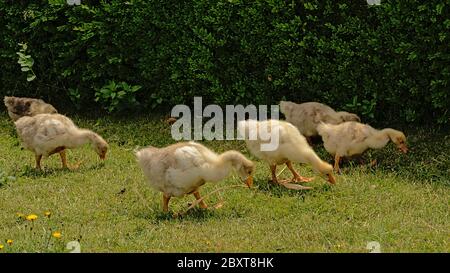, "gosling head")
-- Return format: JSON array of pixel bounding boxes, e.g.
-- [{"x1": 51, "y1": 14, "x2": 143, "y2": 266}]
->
[
  {"x1": 237, "y1": 160, "x2": 255, "y2": 188},
  {"x1": 337, "y1": 111, "x2": 361, "y2": 123},
  {"x1": 93, "y1": 136, "x2": 109, "y2": 160},
  {"x1": 390, "y1": 130, "x2": 408, "y2": 154},
  {"x1": 317, "y1": 160, "x2": 336, "y2": 184}
]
